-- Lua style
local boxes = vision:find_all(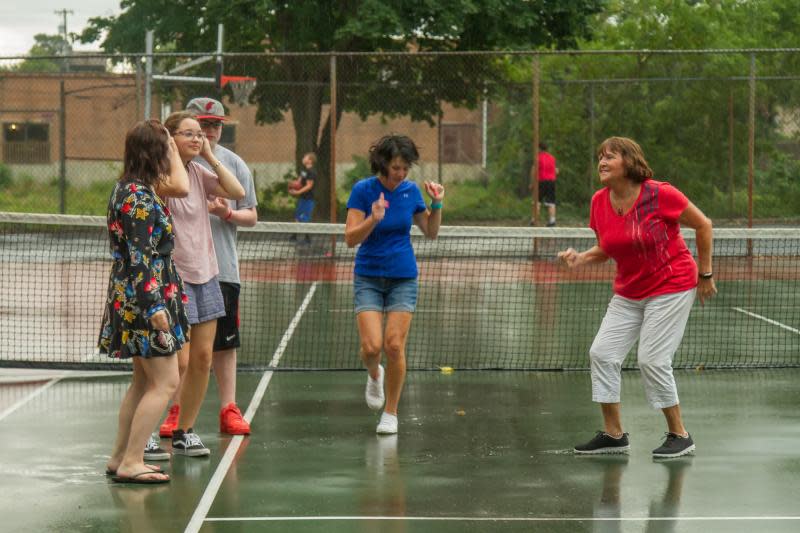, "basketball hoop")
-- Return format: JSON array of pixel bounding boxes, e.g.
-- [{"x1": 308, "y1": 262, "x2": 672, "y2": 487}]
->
[{"x1": 221, "y1": 75, "x2": 257, "y2": 106}]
